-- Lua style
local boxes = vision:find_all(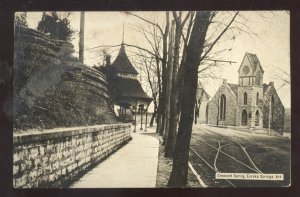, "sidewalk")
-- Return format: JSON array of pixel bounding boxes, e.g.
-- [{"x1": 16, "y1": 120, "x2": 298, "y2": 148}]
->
[{"x1": 70, "y1": 129, "x2": 159, "y2": 188}]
